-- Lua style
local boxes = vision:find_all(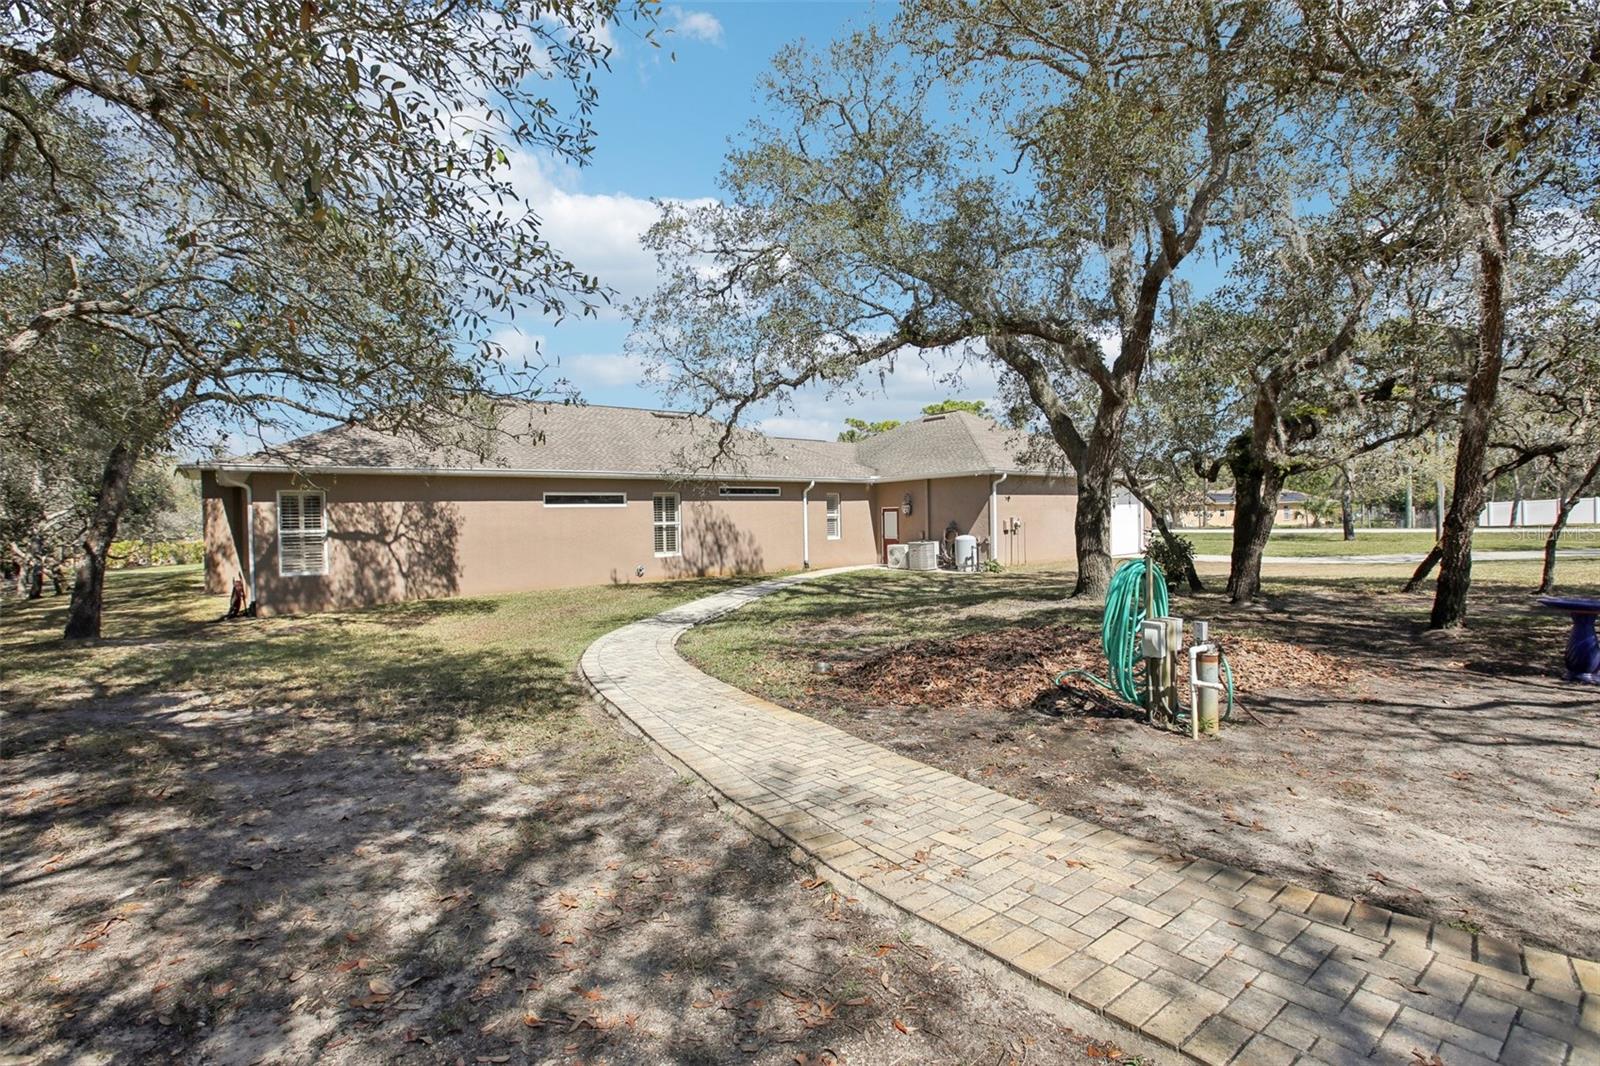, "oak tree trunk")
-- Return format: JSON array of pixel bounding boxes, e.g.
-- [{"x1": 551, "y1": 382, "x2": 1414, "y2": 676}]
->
[
  {"x1": 64, "y1": 441, "x2": 139, "y2": 639},
  {"x1": 1430, "y1": 201, "x2": 1508, "y2": 630},
  {"x1": 1073, "y1": 457, "x2": 1116, "y2": 599},
  {"x1": 1340, "y1": 463, "x2": 1356, "y2": 540},
  {"x1": 1068, "y1": 391, "x2": 1133, "y2": 600},
  {"x1": 1539, "y1": 450, "x2": 1600, "y2": 594},
  {"x1": 1225, "y1": 458, "x2": 1285, "y2": 605},
  {"x1": 1404, "y1": 545, "x2": 1442, "y2": 593}
]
